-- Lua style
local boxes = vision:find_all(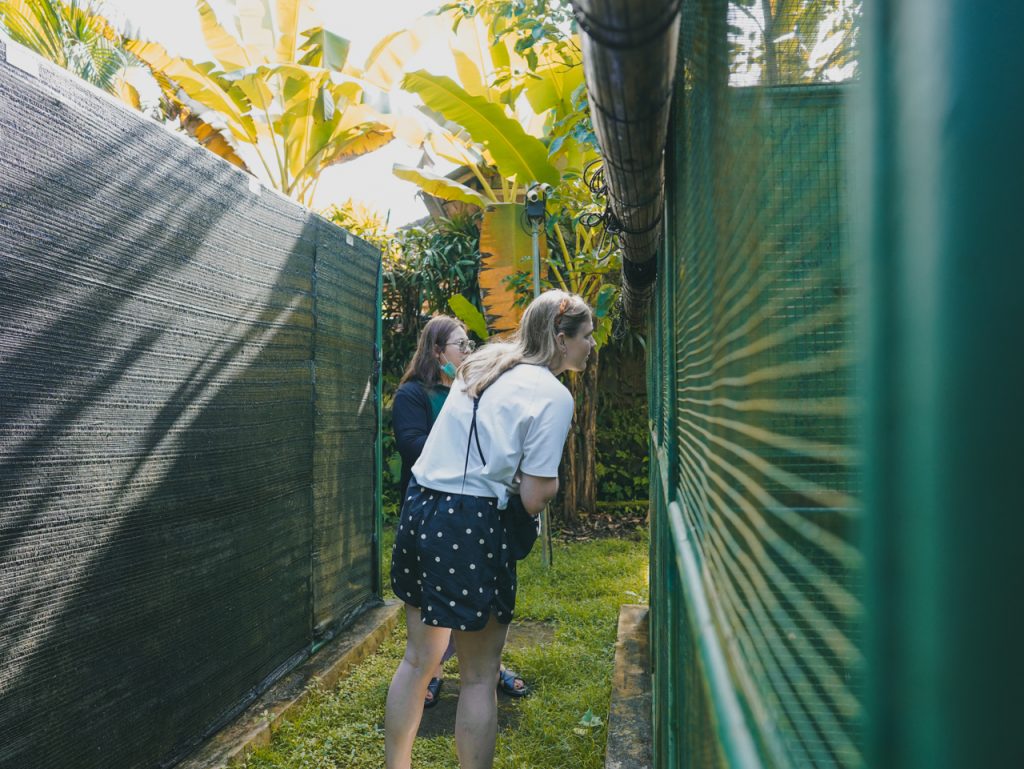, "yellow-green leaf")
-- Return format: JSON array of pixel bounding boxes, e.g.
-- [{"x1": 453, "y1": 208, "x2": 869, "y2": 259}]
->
[
  {"x1": 178, "y1": 110, "x2": 251, "y2": 172},
  {"x1": 401, "y1": 70, "x2": 559, "y2": 186},
  {"x1": 233, "y1": 71, "x2": 274, "y2": 112},
  {"x1": 362, "y1": 16, "x2": 439, "y2": 90},
  {"x1": 196, "y1": 0, "x2": 250, "y2": 70},
  {"x1": 326, "y1": 125, "x2": 393, "y2": 164},
  {"x1": 382, "y1": 114, "x2": 427, "y2": 147},
  {"x1": 523, "y1": 57, "x2": 584, "y2": 116},
  {"x1": 487, "y1": 15, "x2": 512, "y2": 72},
  {"x1": 298, "y1": 26, "x2": 349, "y2": 71},
  {"x1": 393, "y1": 165, "x2": 490, "y2": 209},
  {"x1": 235, "y1": 0, "x2": 275, "y2": 64},
  {"x1": 428, "y1": 131, "x2": 485, "y2": 168},
  {"x1": 116, "y1": 78, "x2": 141, "y2": 110},
  {"x1": 127, "y1": 39, "x2": 257, "y2": 142},
  {"x1": 448, "y1": 295, "x2": 489, "y2": 340},
  {"x1": 451, "y1": 47, "x2": 486, "y2": 98},
  {"x1": 274, "y1": 0, "x2": 302, "y2": 64}
]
